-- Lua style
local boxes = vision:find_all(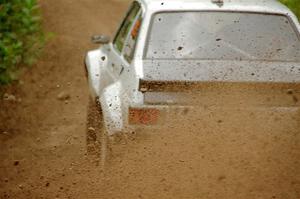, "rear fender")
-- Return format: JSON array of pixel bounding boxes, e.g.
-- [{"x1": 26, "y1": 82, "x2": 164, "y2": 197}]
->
[
  {"x1": 100, "y1": 81, "x2": 125, "y2": 135},
  {"x1": 85, "y1": 48, "x2": 113, "y2": 98}
]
